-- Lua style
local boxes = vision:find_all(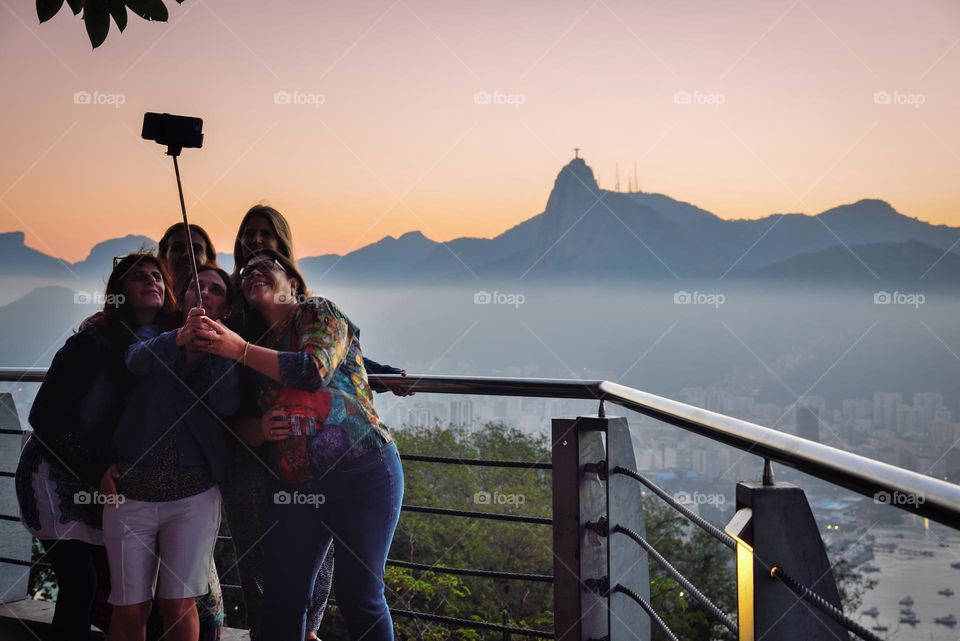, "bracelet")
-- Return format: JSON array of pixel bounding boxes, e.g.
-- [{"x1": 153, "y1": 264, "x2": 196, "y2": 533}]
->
[{"x1": 241, "y1": 341, "x2": 250, "y2": 364}]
